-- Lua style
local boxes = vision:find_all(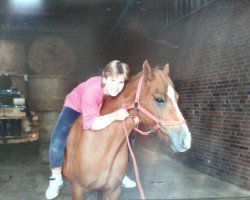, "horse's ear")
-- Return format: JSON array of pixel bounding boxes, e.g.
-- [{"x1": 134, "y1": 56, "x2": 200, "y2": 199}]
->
[
  {"x1": 163, "y1": 63, "x2": 170, "y2": 76},
  {"x1": 142, "y1": 60, "x2": 153, "y2": 80}
]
